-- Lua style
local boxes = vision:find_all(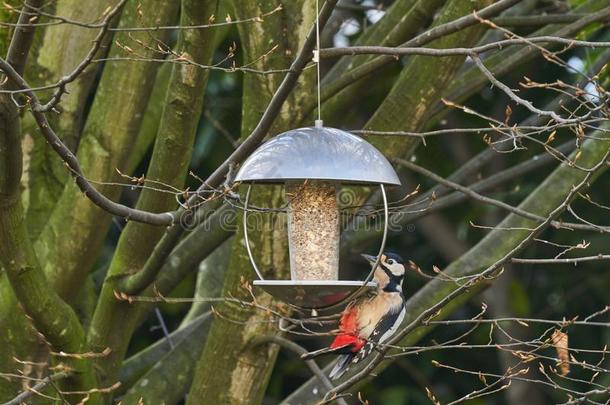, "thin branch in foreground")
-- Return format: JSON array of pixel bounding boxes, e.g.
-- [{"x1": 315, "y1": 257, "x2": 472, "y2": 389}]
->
[
  {"x1": 318, "y1": 37, "x2": 610, "y2": 60},
  {"x1": 0, "y1": 3, "x2": 282, "y2": 31},
  {"x1": 2, "y1": 372, "x2": 69, "y2": 405},
  {"x1": 512, "y1": 254, "x2": 610, "y2": 264},
  {"x1": 394, "y1": 157, "x2": 610, "y2": 233}
]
